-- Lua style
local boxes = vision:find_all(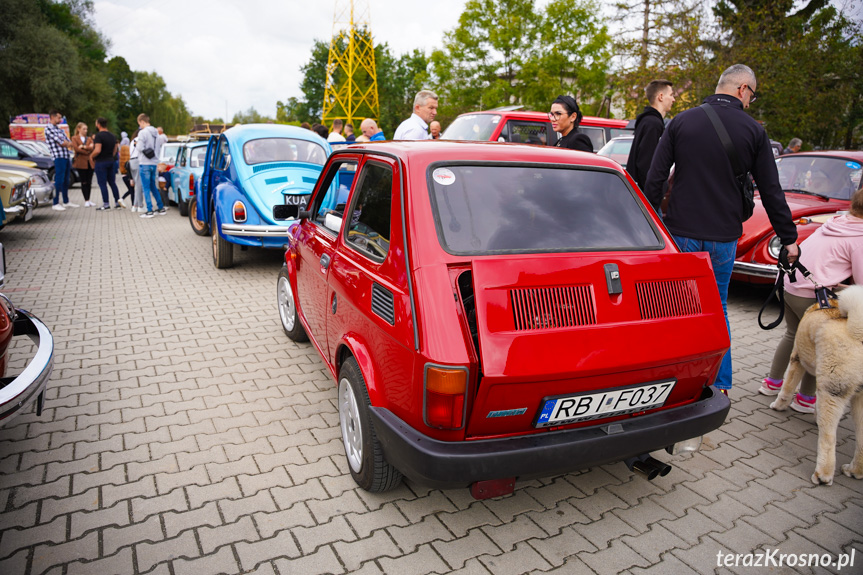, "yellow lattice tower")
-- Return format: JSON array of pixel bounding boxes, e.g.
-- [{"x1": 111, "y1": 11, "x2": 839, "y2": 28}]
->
[{"x1": 322, "y1": 0, "x2": 379, "y2": 129}]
